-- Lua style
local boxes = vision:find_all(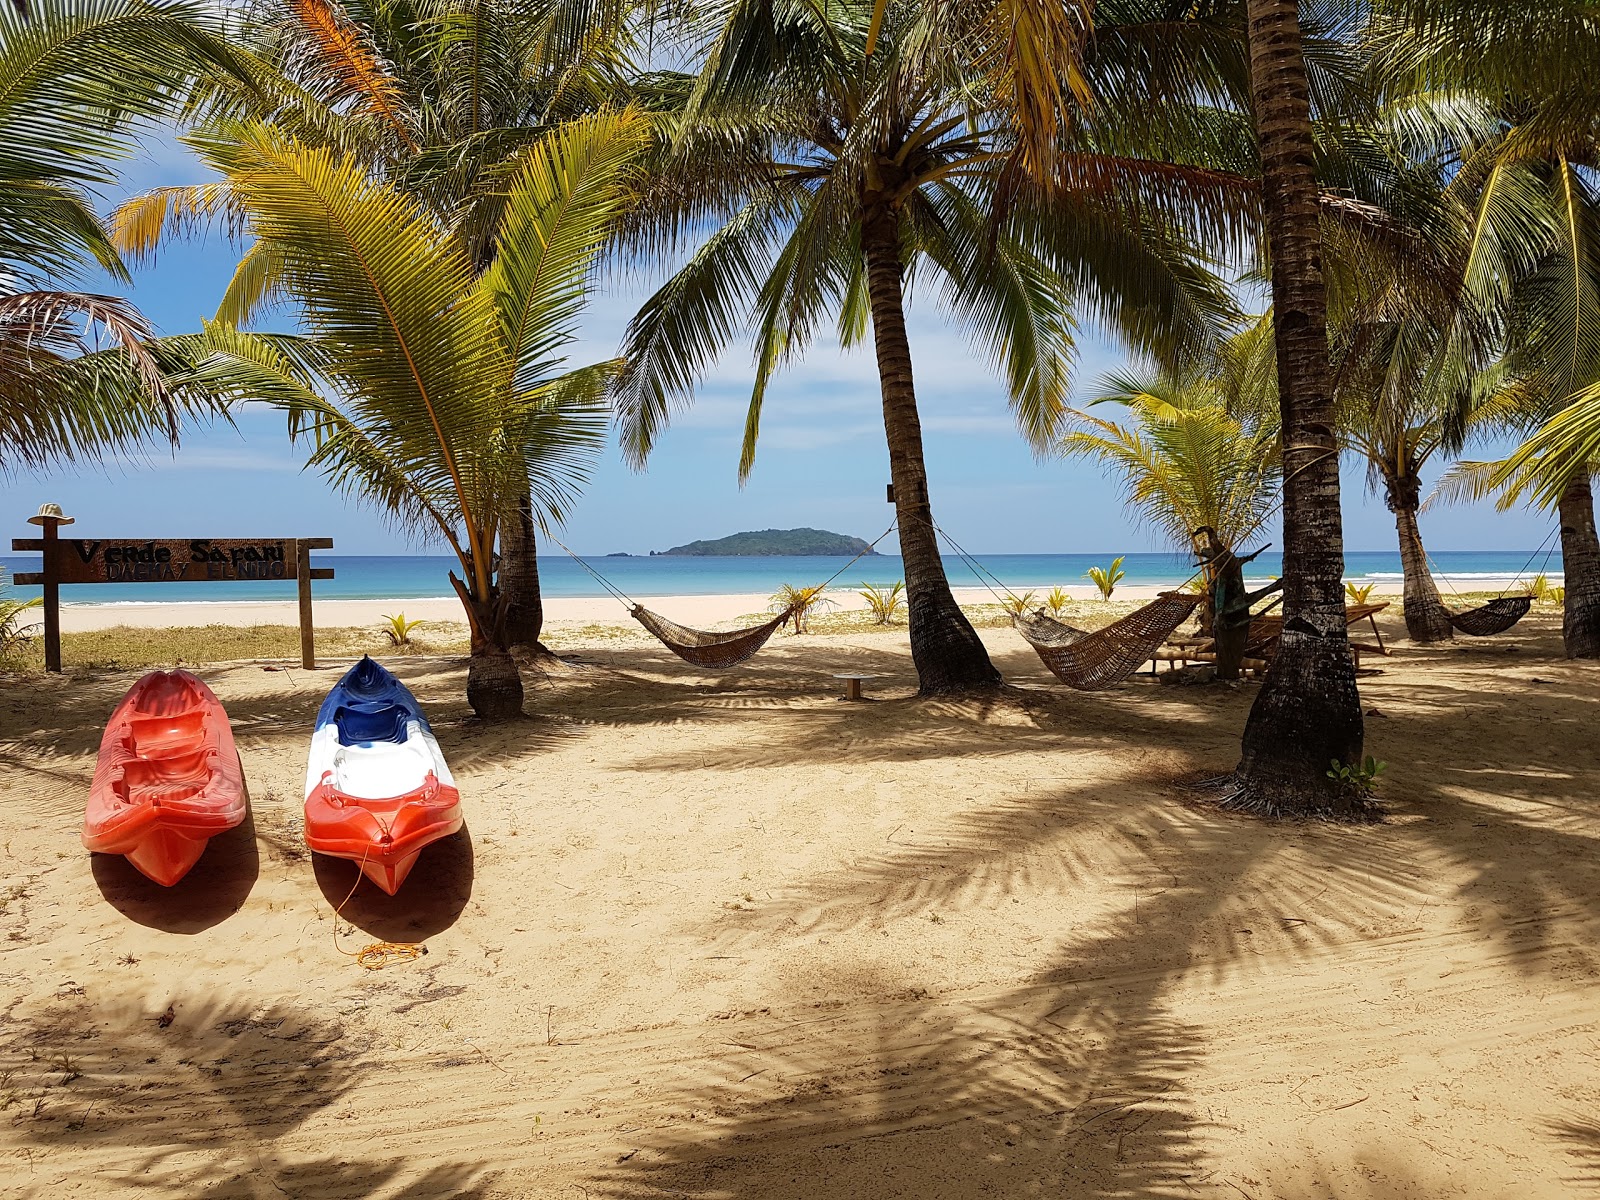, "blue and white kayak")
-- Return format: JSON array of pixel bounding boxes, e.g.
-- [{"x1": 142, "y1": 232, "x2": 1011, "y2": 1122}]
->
[{"x1": 304, "y1": 657, "x2": 462, "y2": 894}]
